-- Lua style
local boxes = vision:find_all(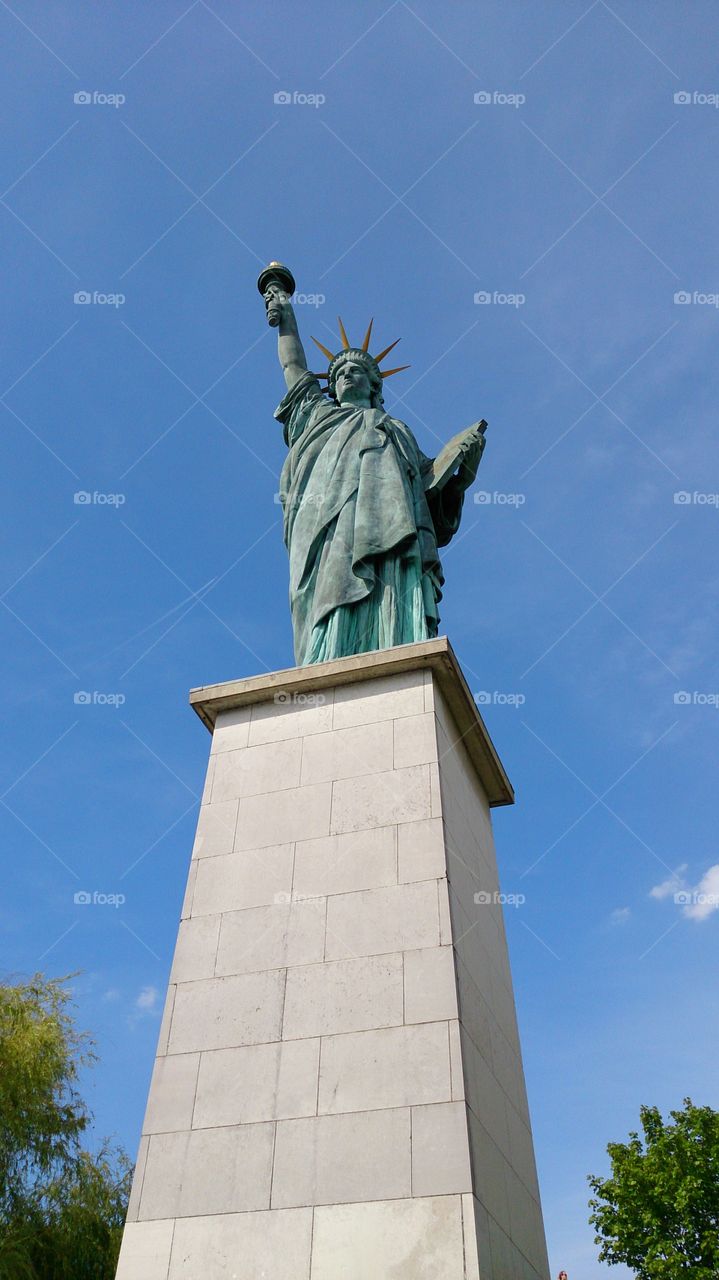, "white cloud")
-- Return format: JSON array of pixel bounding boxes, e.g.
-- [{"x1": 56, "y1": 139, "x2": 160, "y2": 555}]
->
[
  {"x1": 135, "y1": 985, "x2": 159, "y2": 1012},
  {"x1": 102, "y1": 988, "x2": 121, "y2": 1003},
  {"x1": 683, "y1": 864, "x2": 719, "y2": 922},
  {"x1": 610, "y1": 907, "x2": 631, "y2": 924},
  {"x1": 649, "y1": 864, "x2": 688, "y2": 900},
  {"x1": 650, "y1": 863, "x2": 719, "y2": 923}
]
